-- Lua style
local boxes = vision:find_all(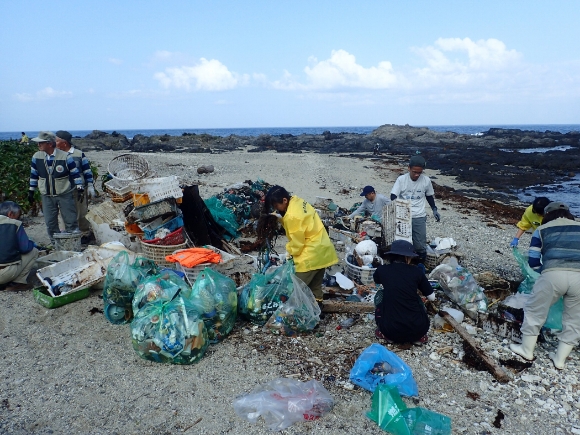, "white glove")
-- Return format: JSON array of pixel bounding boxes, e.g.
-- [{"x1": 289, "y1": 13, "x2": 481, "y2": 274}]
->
[
  {"x1": 427, "y1": 293, "x2": 436, "y2": 302},
  {"x1": 87, "y1": 185, "x2": 96, "y2": 199}
]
